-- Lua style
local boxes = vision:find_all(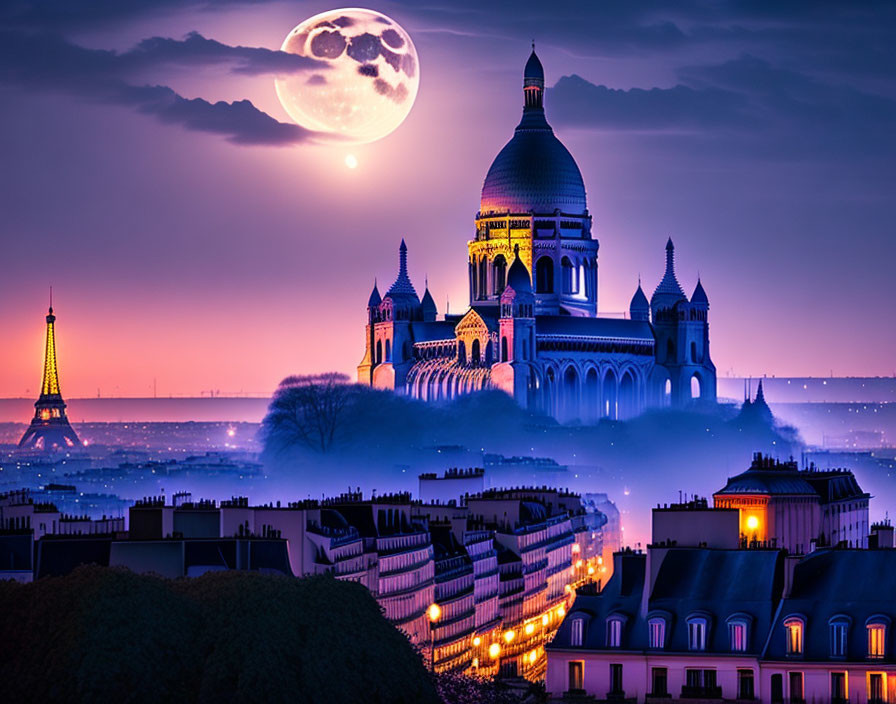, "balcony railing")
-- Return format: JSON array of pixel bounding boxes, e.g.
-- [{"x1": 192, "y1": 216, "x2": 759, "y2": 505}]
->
[{"x1": 681, "y1": 685, "x2": 722, "y2": 699}]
